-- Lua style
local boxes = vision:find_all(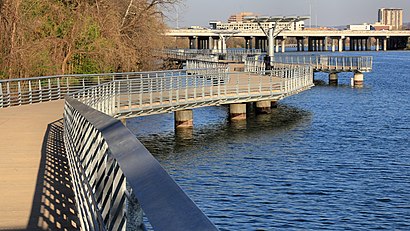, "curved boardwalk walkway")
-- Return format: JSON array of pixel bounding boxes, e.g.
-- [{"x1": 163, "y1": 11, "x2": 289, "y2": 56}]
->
[{"x1": 0, "y1": 100, "x2": 79, "y2": 231}]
